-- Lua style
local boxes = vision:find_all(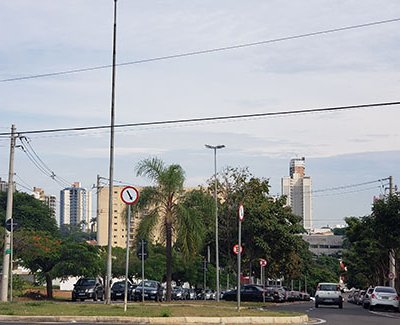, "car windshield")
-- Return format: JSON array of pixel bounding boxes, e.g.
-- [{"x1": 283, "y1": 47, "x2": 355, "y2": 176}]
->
[
  {"x1": 138, "y1": 281, "x2": 157, "y2": 288},
  {"x1": 319, "y1": 284, "x2": 338, "y2": 291},
  {"x1": 77, "y1": 279, "x2": 95, "y2": 286},
  {"x1": 112, "y1": 282, "x2": 126, "y2": 289},
  {"x1": 376, "y1": 287, "x2": 396, "y2": 293}
]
